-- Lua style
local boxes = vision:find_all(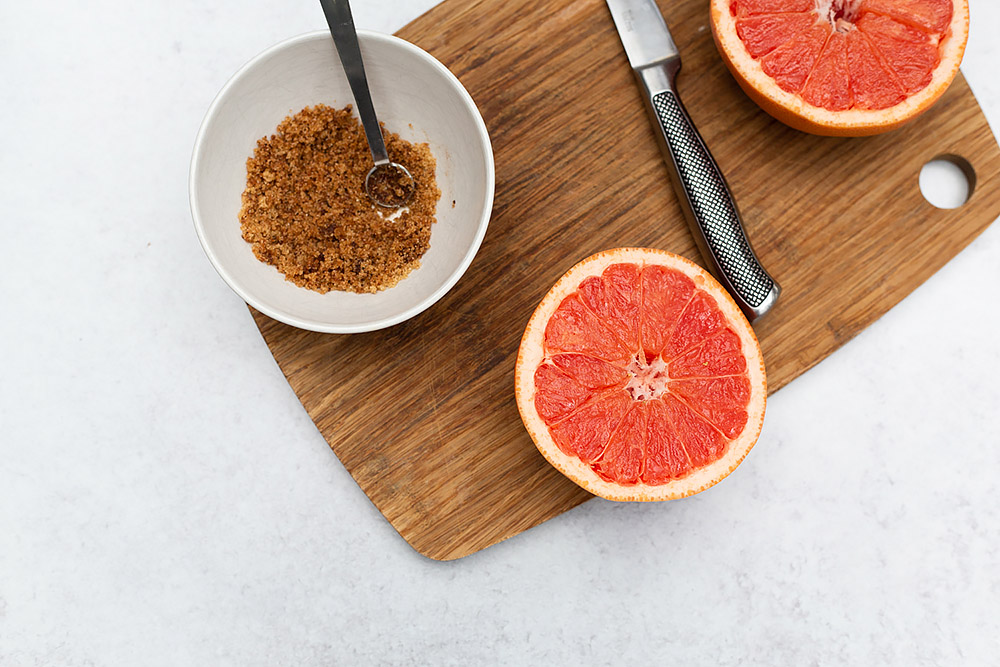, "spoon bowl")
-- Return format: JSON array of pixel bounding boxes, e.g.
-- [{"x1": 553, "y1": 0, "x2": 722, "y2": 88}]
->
[{"x1": 366, "y1": 161, "x2": 415, "y2": 208}]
